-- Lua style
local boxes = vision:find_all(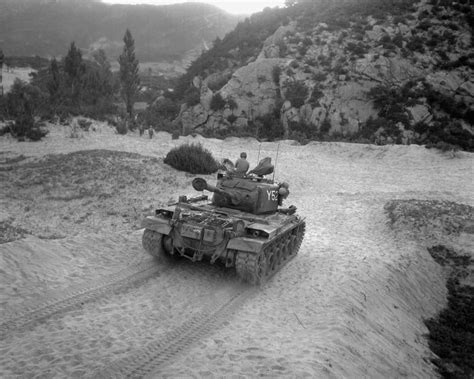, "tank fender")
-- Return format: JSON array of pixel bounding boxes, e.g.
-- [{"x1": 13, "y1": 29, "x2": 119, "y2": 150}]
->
[
  {"x1": 227, "y1": 237, "x2": 266, "y2": 253},
  {"x1": 247, "y1": 222, "x2": 277, "y2": 239},
  {"x1": 141, "y1": 216, "x2": 172, "y2": 235}
]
